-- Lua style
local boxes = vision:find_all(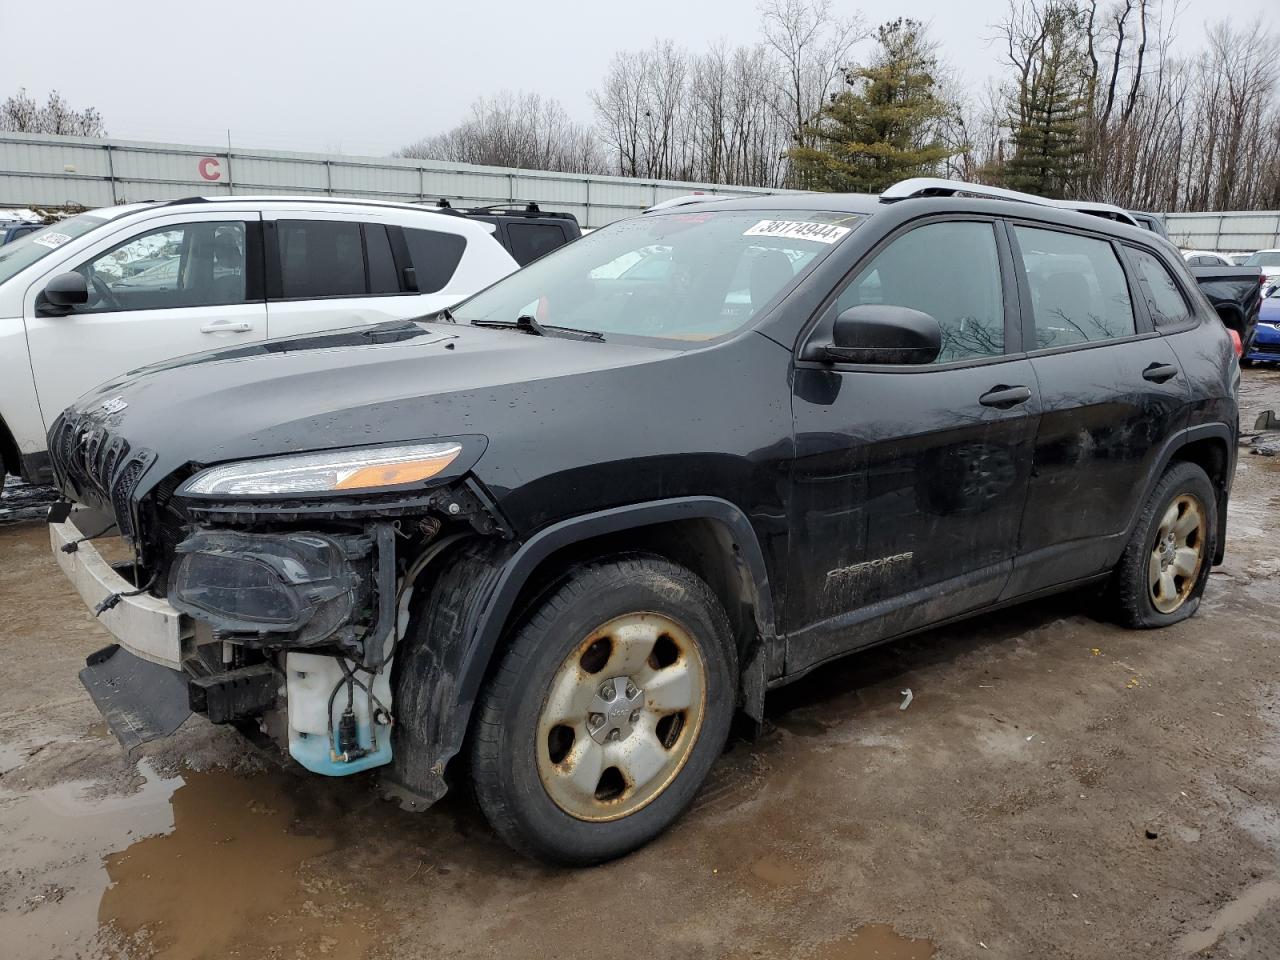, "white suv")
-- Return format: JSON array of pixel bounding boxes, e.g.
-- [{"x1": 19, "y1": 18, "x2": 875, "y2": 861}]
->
[{"x1": 0, "y1": 197, "x2": 519, "y2": 483}]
